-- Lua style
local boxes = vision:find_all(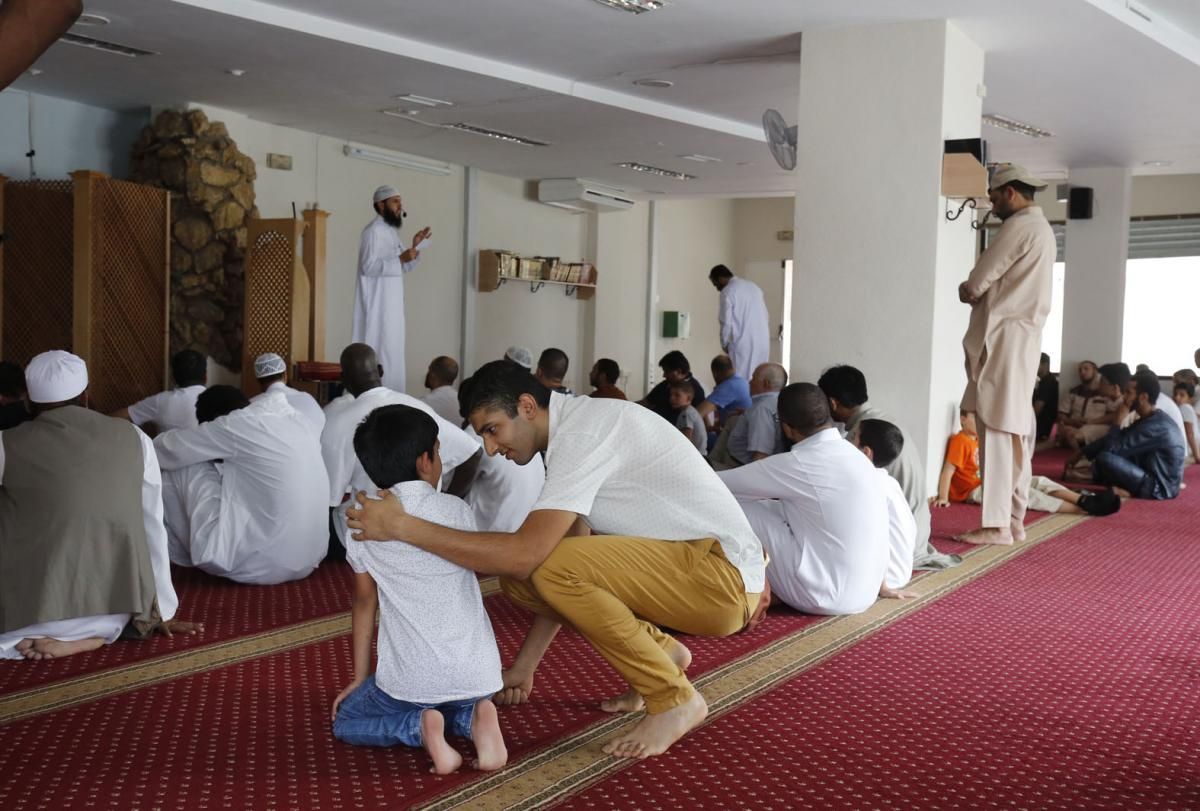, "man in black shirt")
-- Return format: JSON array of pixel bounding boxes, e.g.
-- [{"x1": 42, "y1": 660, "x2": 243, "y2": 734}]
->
[
  {"x1": 640, "y1": 350, "x2": 706, "y2": 423},
  {"x1": 1033, "y1": 352, "x2": 1059, "y2": 441}
]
